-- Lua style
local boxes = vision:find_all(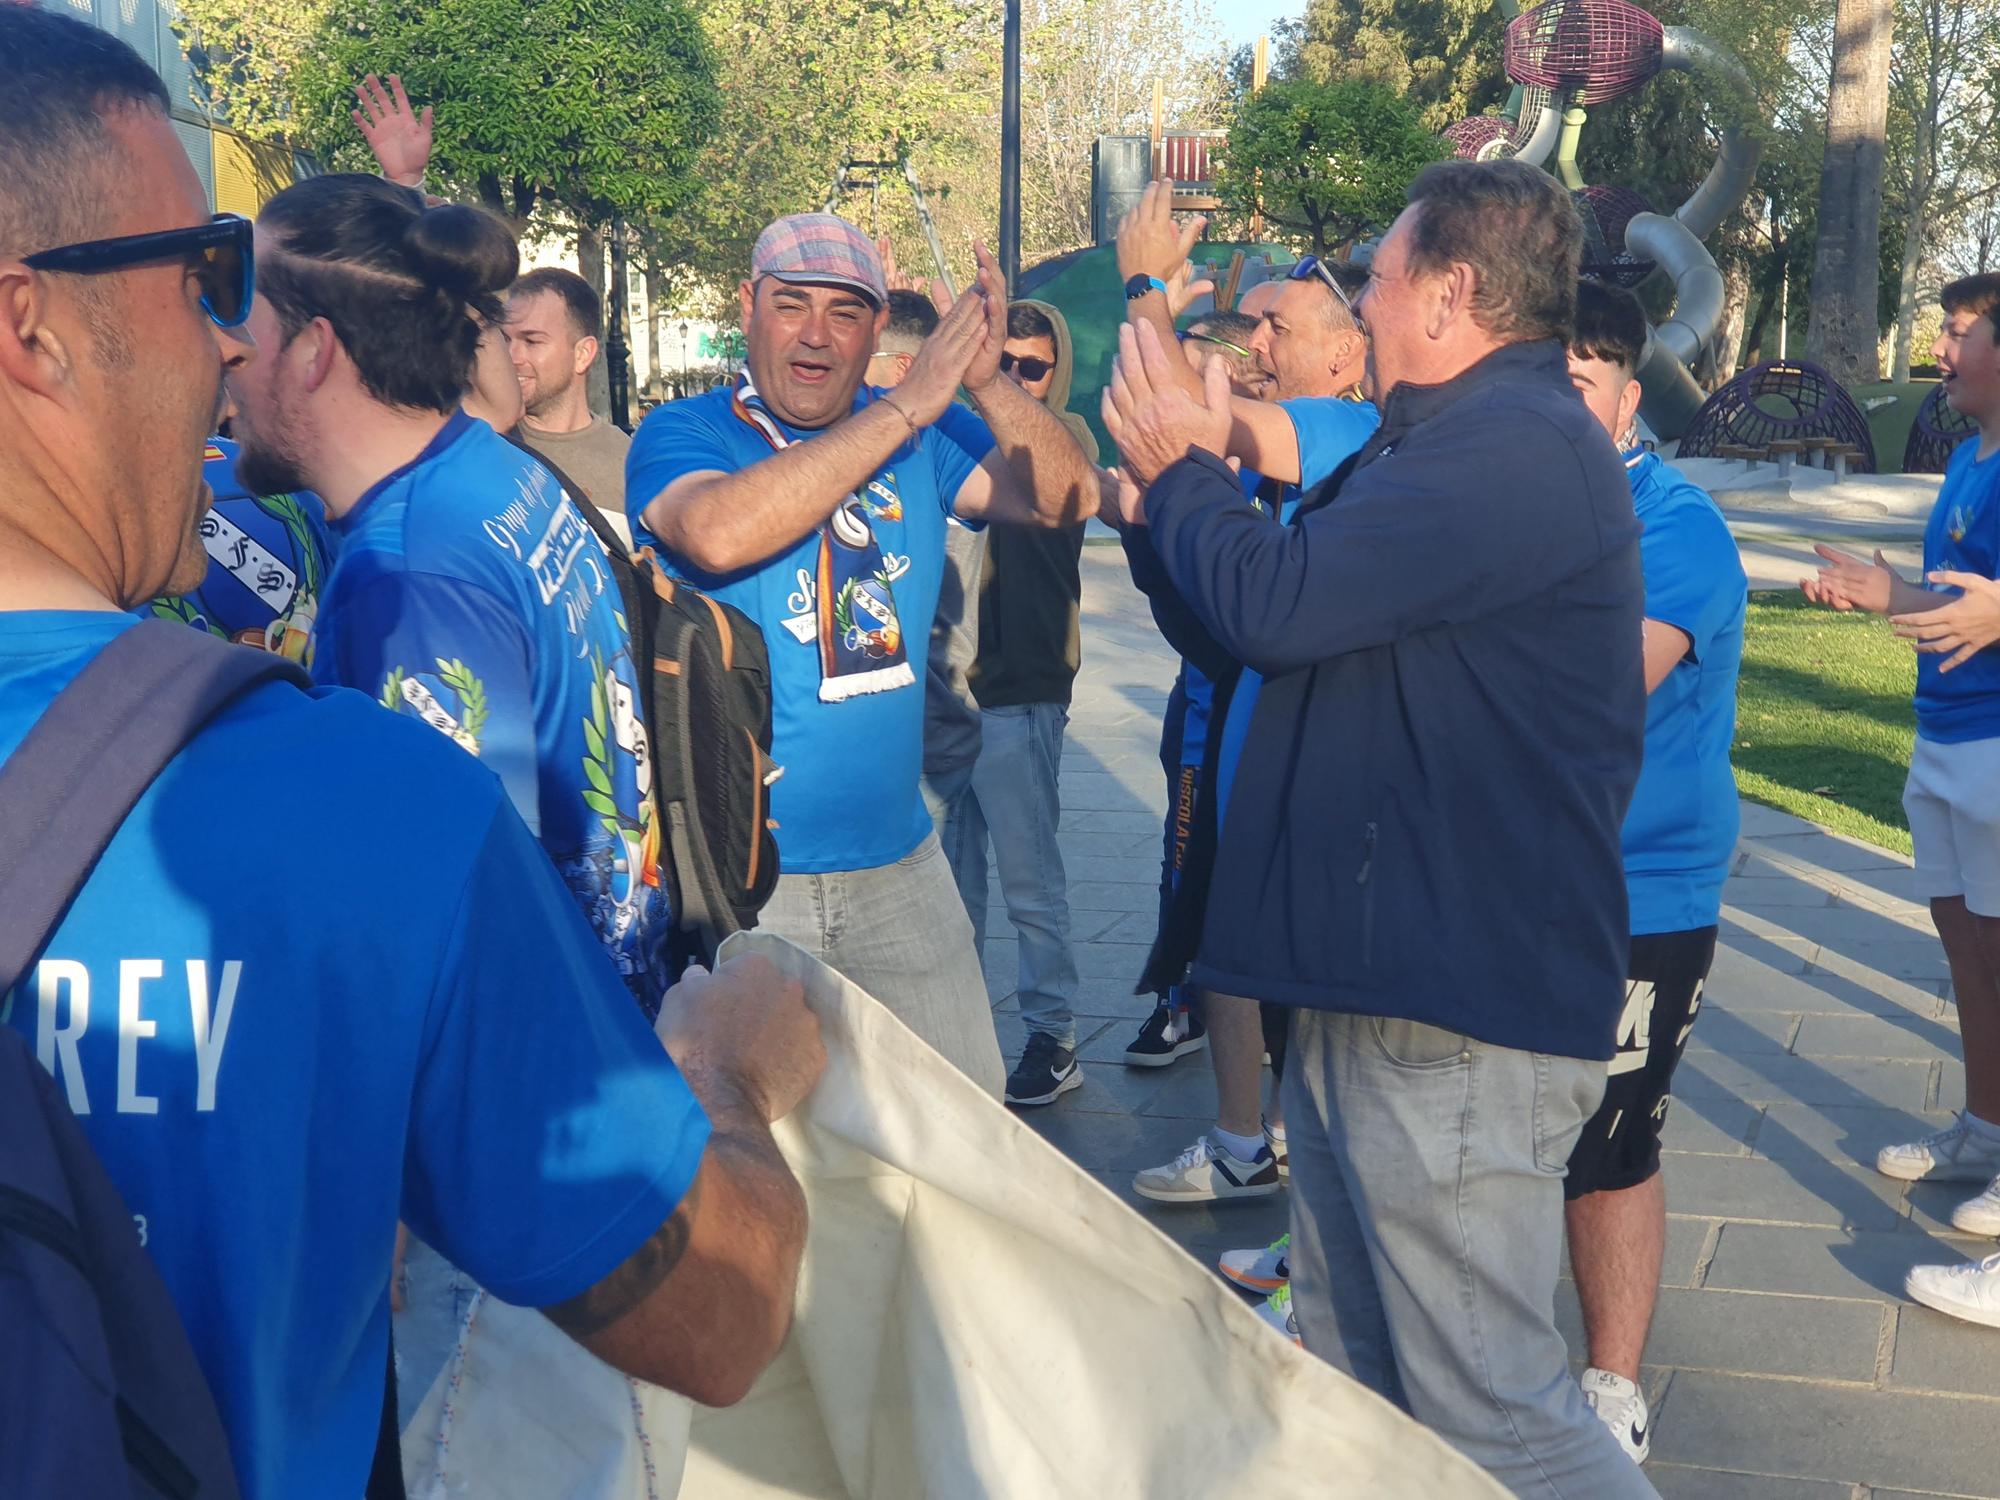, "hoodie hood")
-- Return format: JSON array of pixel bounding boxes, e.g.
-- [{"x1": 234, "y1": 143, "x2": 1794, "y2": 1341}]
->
[{"x1": 1017, "y1": 298, "x2": 1099, "y2": 463}]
